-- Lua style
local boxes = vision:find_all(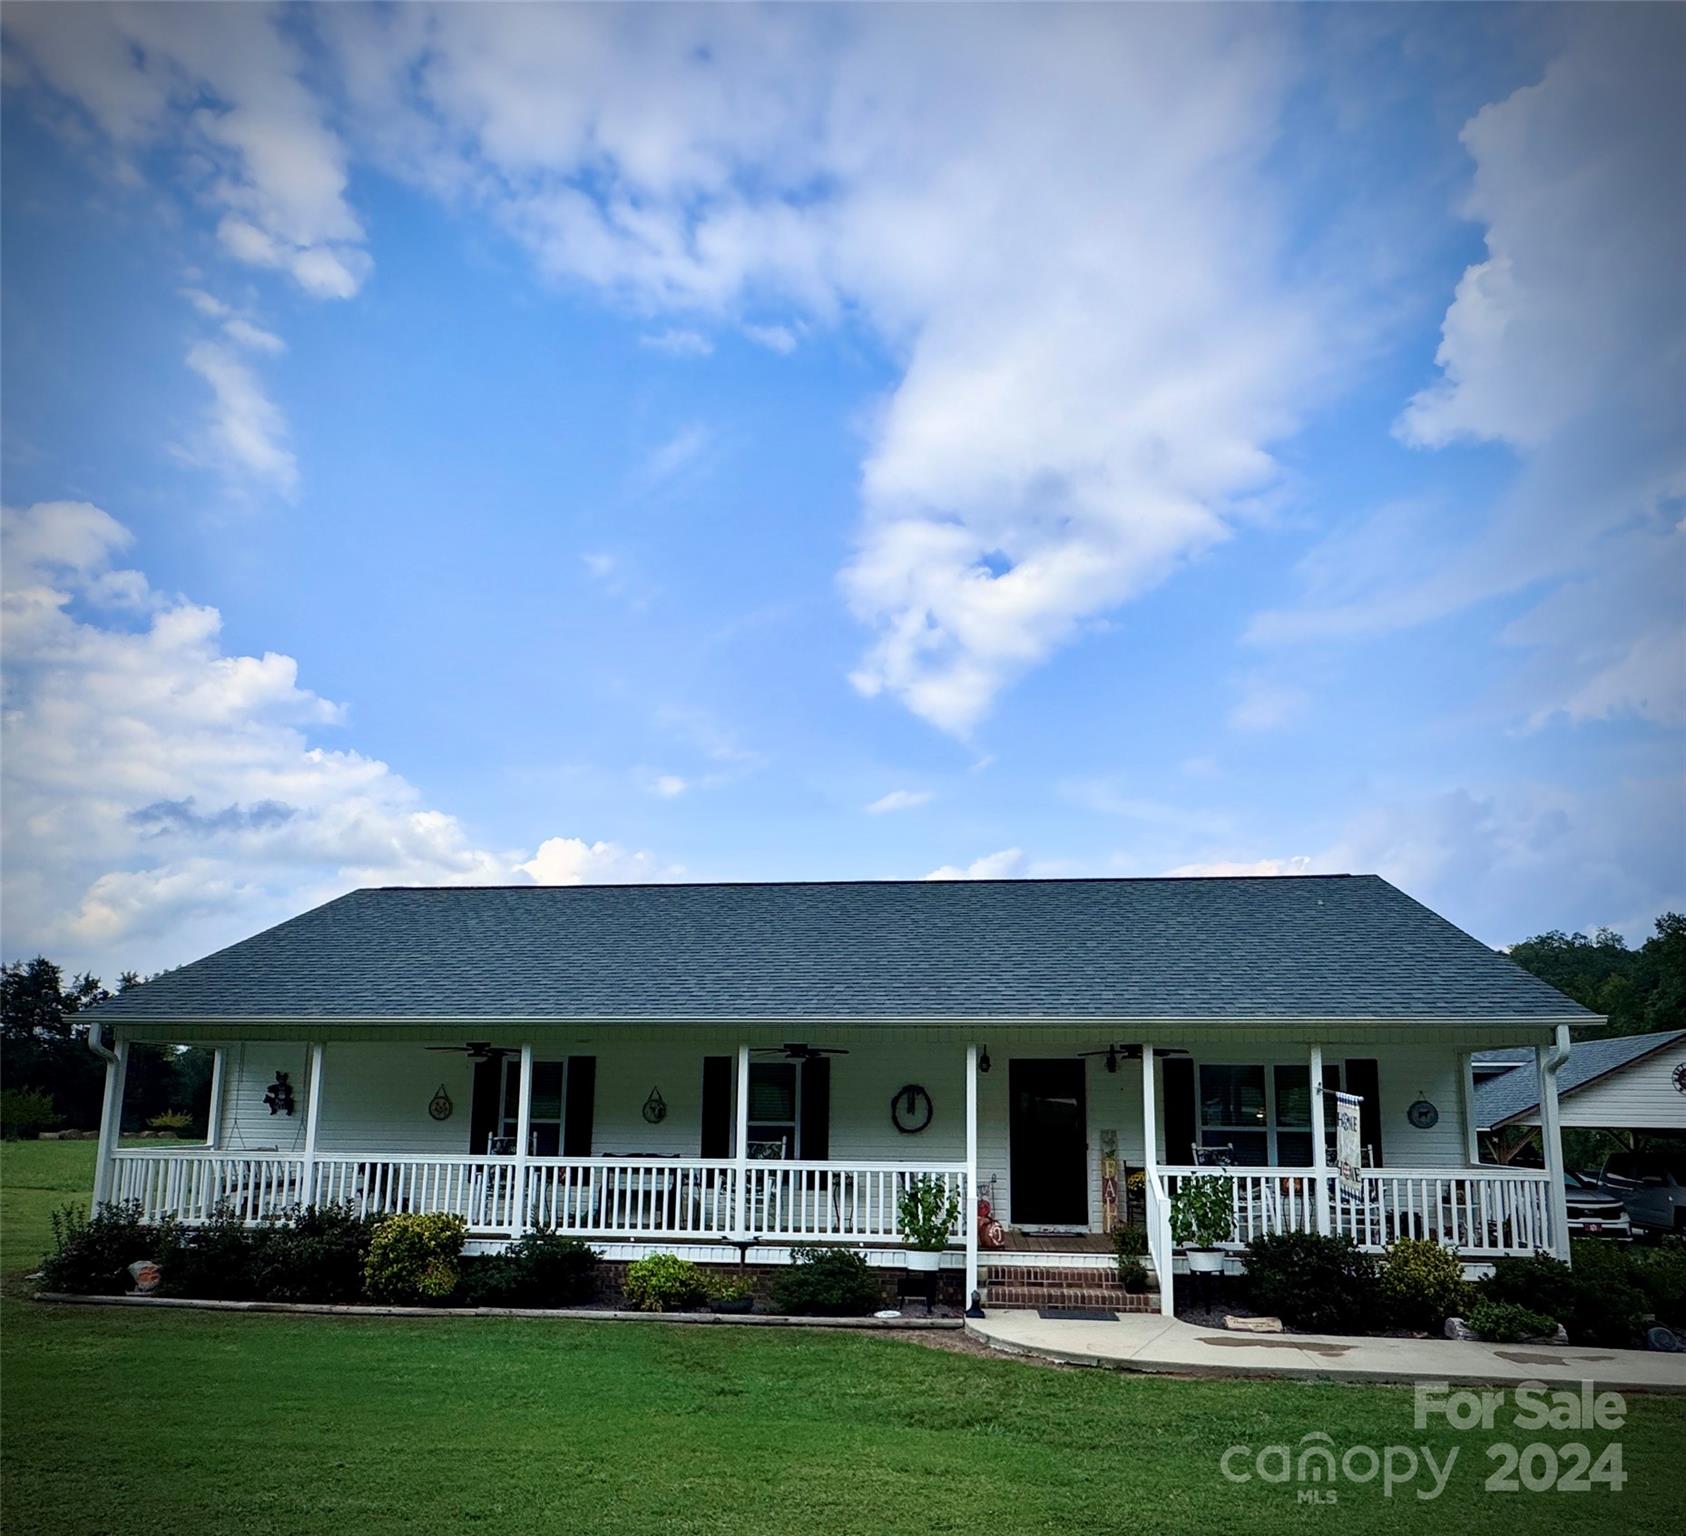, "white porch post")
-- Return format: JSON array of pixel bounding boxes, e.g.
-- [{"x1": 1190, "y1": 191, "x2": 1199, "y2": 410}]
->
[
  {"x1": 1140, "y1": 1042, "x2": 1158, "y2": 1176},
  {"x1": 300, "y1": 1041, "x2": 325, "y2": 1209},
  {"x1": 90, "y1": 1035, "x2": 129, "y2": 1212},
  {"x1": 1461, "y1": 1052, "x2": 1482, "y2": 1165},
  {"x1": 205, "y1": 1048, "x2": 226, "y2": 1151},
  {"x1": 1537, "y1": 1028, "x2": 1571, "y2": 1261},
  {"x1": 511, "y1": 1043, "x2": 534, "y2": 1237},
  {"x1": 1309, "y1": 1044, "x2": 1329, "y2": 1235},
  {"x1": 1141, "y1": 1041, "x2": 1173, "y2": 1317},
  {"x1": 734, "y1": 1043, "x2": 752, "y2": 1238},
  {"x1": 964, "y1": 1043, "x2": 979, "y2": 1314}
]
